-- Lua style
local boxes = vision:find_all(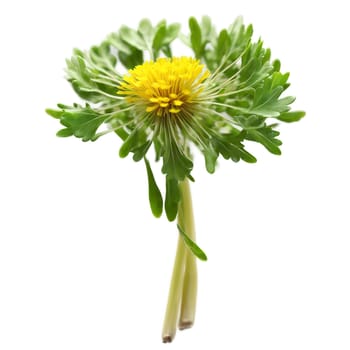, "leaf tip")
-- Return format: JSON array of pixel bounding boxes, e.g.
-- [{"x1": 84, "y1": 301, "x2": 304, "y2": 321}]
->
[{"x1": 45, "y1": 108, "x2": 61, "y2": 119}]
